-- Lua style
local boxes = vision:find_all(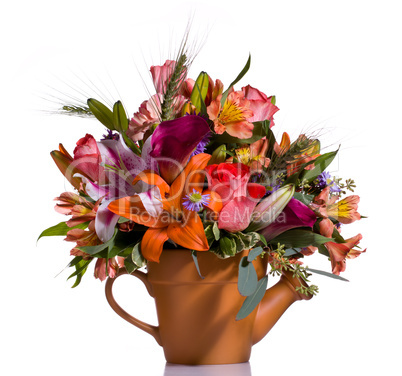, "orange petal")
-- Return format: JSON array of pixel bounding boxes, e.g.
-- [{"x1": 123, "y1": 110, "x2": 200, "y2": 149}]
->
[
  {"x1": 50, "y1": 149, "x2": 82, "y2": 191},
  {"x1": 167, "y1": 210, "x2": 209, "y2": 251},
  {"x1": 141, "y1": 227, "x2": 169, "y2": 262},
  {"x1": 203, "y1": 189, "x2": 222, "y2": 213},
  {"x1": 132, "y1": 170, "x2": 170, "y2": 197},
  {"x1": 274, "y1": 132, "x2": 290, "y2": 155},
  {"x1": 169, "y1": 153, "x2": 211, "y2": 210},
  {"x1": 108, "y1": 196, "x2": 165, "y2": 228}
]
